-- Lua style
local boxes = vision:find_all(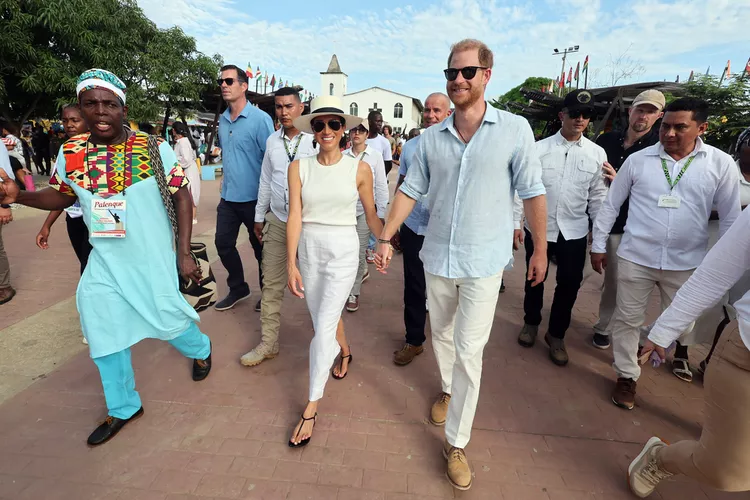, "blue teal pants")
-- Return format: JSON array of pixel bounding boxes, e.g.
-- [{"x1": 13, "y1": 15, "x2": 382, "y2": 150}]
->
[{"x1": 92, "y1": 322, "x2": 210, "y2": 419}]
